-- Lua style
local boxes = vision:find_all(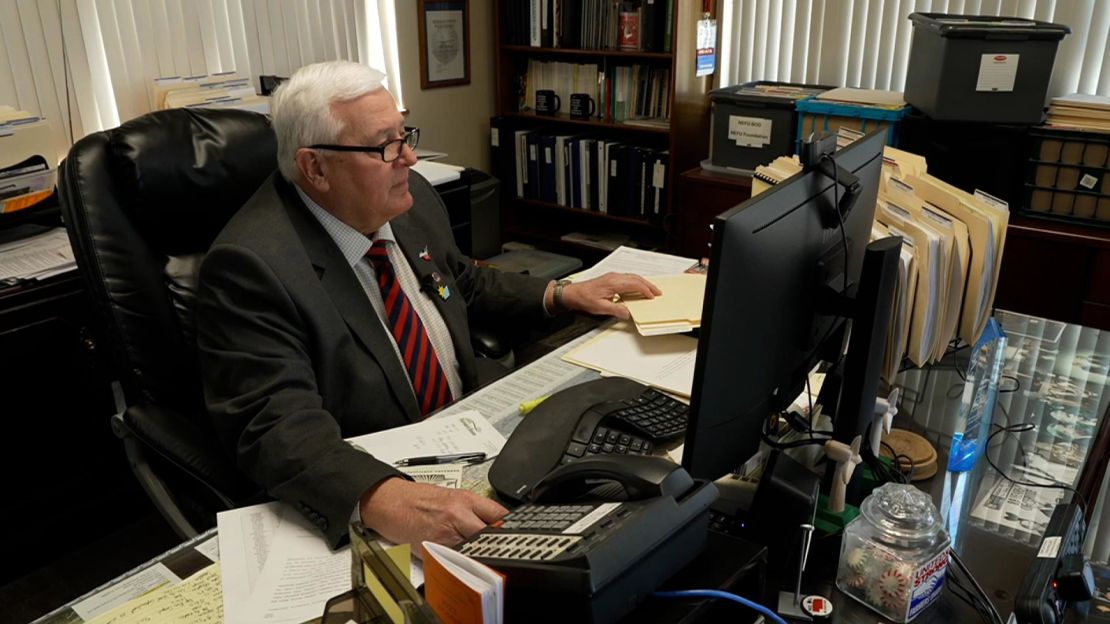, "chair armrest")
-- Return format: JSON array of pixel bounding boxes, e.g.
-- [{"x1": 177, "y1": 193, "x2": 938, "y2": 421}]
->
[{"x1": 118, "y1": 403, "x2": 258, "y2": 506}]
